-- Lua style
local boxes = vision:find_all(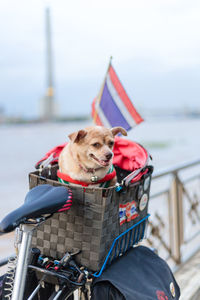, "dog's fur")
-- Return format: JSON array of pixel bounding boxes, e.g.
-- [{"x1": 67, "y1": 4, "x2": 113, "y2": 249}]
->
[{"x1": 58, "y1": 126, "x2": 127, "y2": 186}]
